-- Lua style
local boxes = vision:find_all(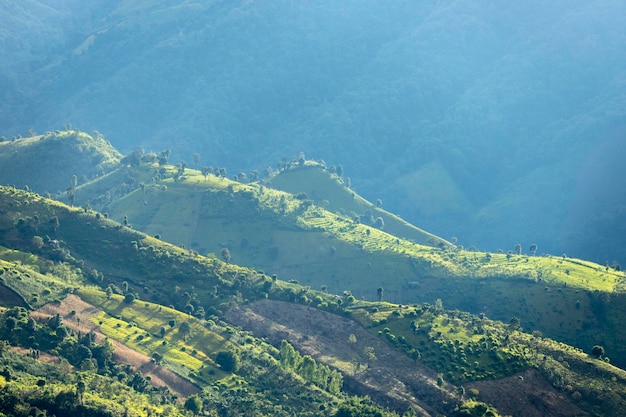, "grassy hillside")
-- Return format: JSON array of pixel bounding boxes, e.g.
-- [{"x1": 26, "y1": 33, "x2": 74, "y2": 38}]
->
[
  {"x1": 1, "y1": 186, "x2": 626, "y2": 415},
  {"x1": 68, "y1": 159, "x2": 626, "y2": 372},
  {"x1": 0, "y1": 130, "x2": 122, "y2": 196},
  {"x1": 265, "y1": 161, "x2": 451, "y2": 247}
]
